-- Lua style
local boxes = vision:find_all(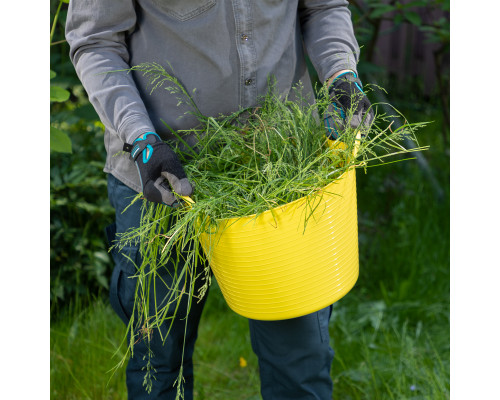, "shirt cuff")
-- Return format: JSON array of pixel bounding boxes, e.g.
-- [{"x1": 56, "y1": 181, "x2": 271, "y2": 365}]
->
[
  {"x1": 118, "y1": 114, "x2": 156, "y2": 144},
  {"x1": 316, "y1": 52, "x2": 359, "y2": 83}
]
